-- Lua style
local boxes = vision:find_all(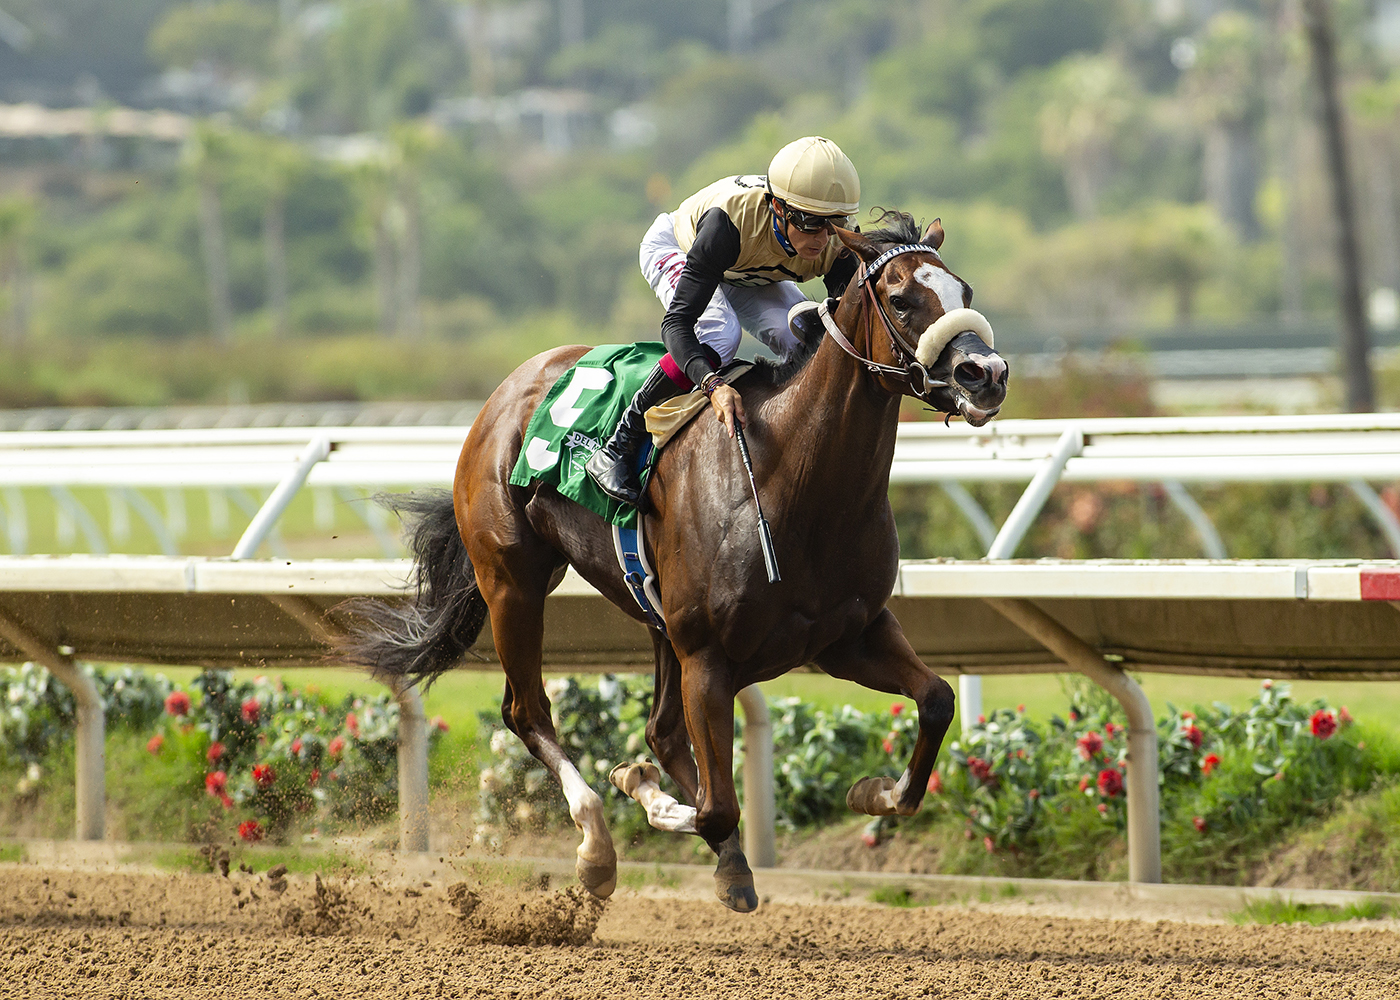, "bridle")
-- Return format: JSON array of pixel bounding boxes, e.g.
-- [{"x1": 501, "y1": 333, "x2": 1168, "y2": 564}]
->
[{"x1": 816, "y1": 244, "x2": 954, "y2": 401}]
